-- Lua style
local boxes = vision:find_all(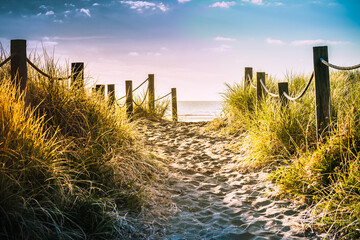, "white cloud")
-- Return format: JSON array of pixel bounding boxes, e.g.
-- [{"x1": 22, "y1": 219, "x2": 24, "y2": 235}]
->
[
  {"x1": 214, "y1": 37, "x2": 236, "y2": 42},
  {"x1": 291, "y1": 39, "x2": 350, "y2": 46},
  {"x1": 93, "y1": 3, "x2": 100, "y2": 6},
  {"x1": 120, "y1": 1, "x2": 169, "y2": 12},
  {"x1": 274, "y1": 2, "x2": 283, "y2": 6},
  {"x1": 178, "y1": 0, "x2": 191, "y2": 2},
  {"x1": 213, "y1": 44, "x2": 233, "y2": 52},
  {"x1": 209, "y1": 1, "x2": 236, "y2": 8},
  {"x1": 39, "y1": 5, "x2": 47, "y2": 9},
  {"x1": 266, "y1": 38, "x2": 284, "y2": 45},
  {"x1": 147, "y1": 52, "x2": 162, "y2": 56},
  {"x1": 80, "y1": 8, "x2": 91, "y2": 17},
  {"x1": 128, "y1": 52, "x2": 139, "y2": 56},
  {"x1": 157, "y1": 3, "x2": 169, "y2": 12},
  {"x1": 242, "y1": 0, "x2": 263, "y2": 5},
  {"x1": 45, "y1": 11, "x2": 54, "y2": 15}
]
